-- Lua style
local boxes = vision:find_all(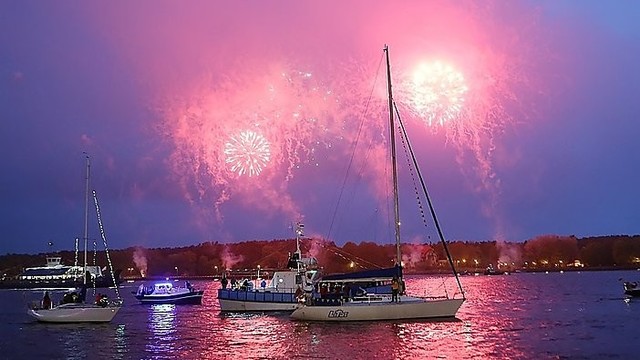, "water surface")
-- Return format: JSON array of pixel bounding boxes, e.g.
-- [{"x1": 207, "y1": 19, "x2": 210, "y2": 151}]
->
[{"x1": 1, "y1": 270, "x2": 638, "y2": 359}]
